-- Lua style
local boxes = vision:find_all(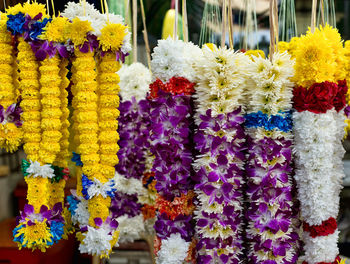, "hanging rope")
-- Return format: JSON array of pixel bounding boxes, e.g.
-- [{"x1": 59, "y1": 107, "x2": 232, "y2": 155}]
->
[
  {"x1": 279, "y1": 0, "x2": 297, "y2": 42},
  {"x1": 174, "y1": 0, "x2": 179, "y2": 39},
  {"x1": 132, "y1": 0, "x2": 137, "y2": 62},
  {"x1": 228, "y1": 0, "x2": 234, "y2": 49},
  {"x1": 199, "y1": 0, "x2": 222, "y2": 47},
  {"x1": 269, "y1": 0, "x2": 278, "y2": 61},
  {"x1": 139, "y1": 0, "x2": 151, "y2": 71},
  {"x1": 221, "y1": 0, "x2": 227, "y2": 48},
  {"x1": 182, "y1": 0, "x2": 188, "y2": 42},
  {"x1": 311, "y1": 0, "x2": 317, "y2": 33}
]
